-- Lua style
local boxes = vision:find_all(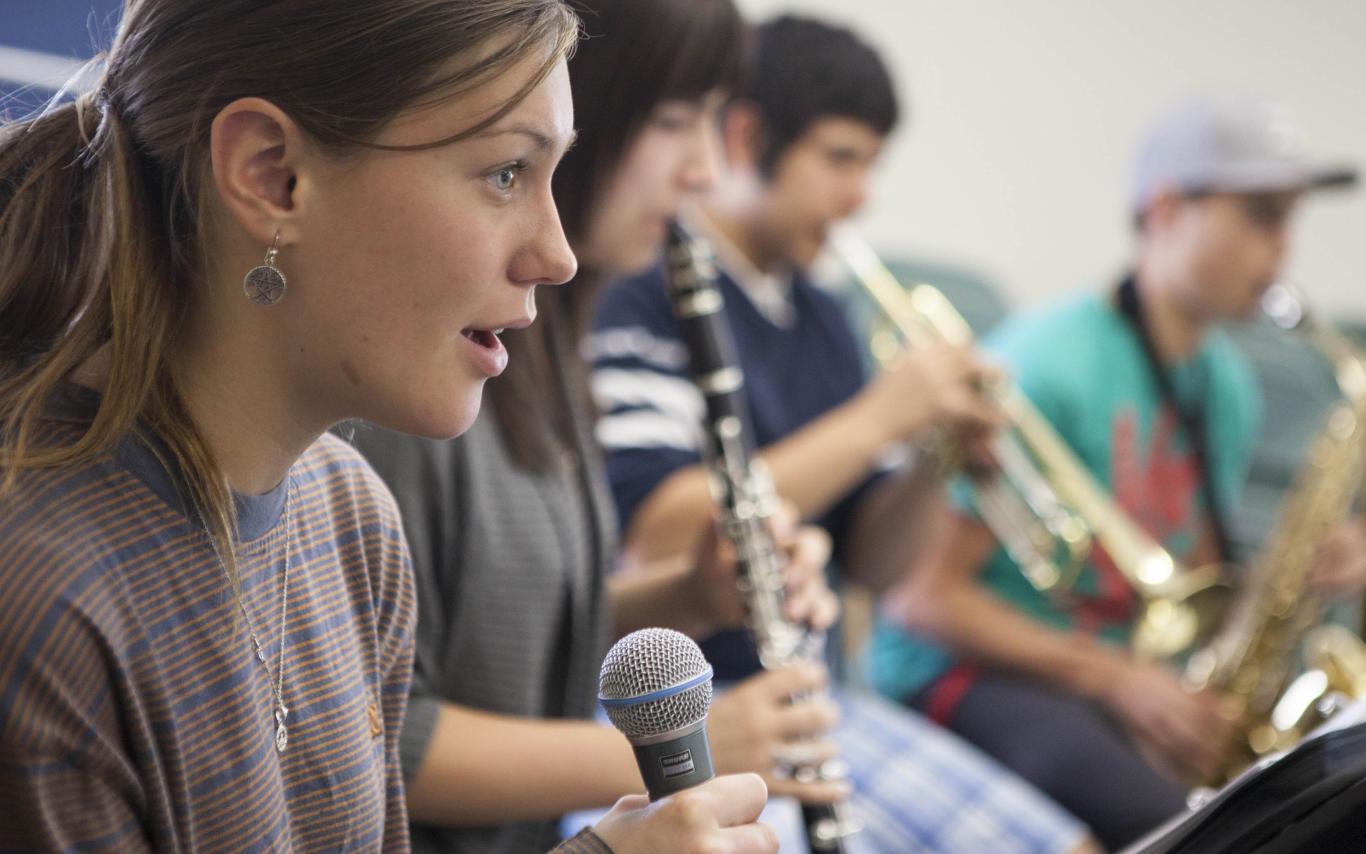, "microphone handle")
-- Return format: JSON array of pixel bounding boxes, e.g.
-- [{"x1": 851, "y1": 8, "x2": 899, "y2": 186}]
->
[{"x1": 631, "y1": 720, "x2": 716, "y2": 801}]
